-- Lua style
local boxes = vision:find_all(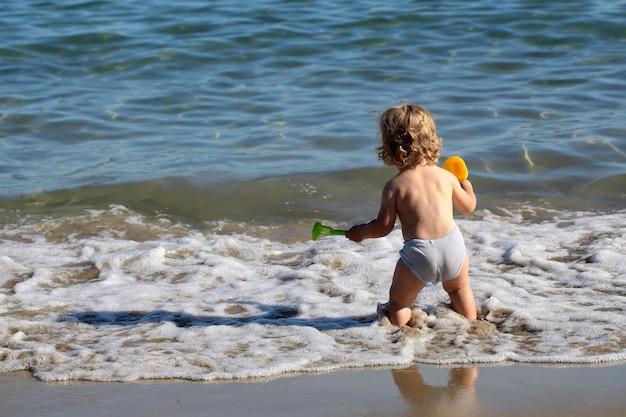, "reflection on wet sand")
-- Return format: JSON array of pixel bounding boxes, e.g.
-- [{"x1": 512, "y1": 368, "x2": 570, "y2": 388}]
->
[{"x1": 392, "y1": 365, "x2": 480, "y2": 417}]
